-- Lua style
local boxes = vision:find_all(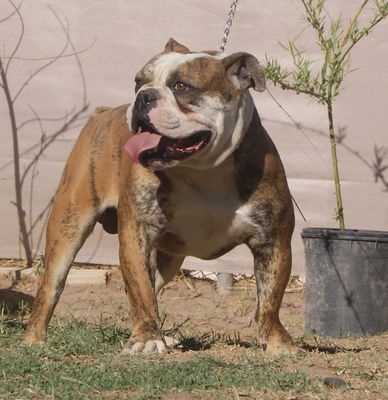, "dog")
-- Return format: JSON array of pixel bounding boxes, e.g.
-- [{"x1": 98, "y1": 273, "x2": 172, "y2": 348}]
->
[{"x1": 24, "y1": 39, "x2": 295, "y2": 354}]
